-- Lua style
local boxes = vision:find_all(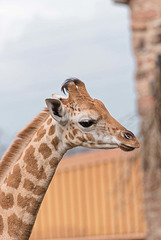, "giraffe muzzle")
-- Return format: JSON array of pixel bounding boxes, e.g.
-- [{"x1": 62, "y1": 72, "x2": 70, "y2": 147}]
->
[
  {"x1": 119, "y1": 144, "x2": 136, "y2": 152},
  {"x1": 119, "y1": 130, "x2": 140, "y2": 151}
]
